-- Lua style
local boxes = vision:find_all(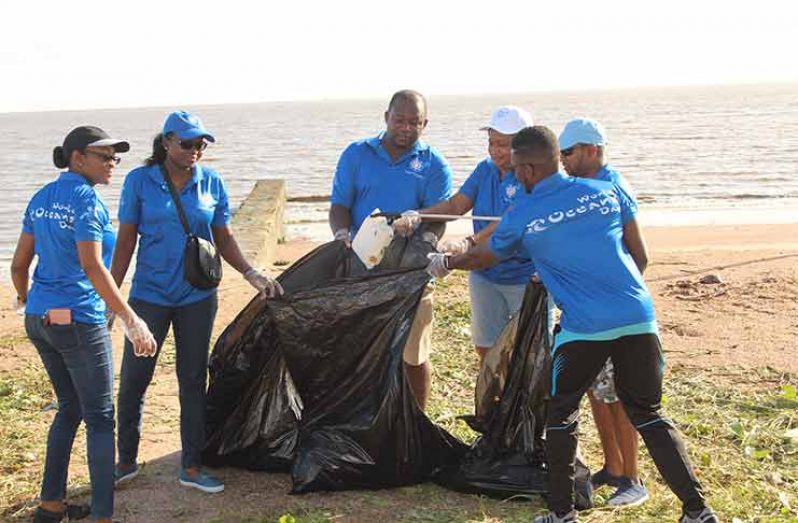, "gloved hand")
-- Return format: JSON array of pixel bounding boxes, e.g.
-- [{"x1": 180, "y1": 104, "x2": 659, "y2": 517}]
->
[
  {"x1": 123, "y1": 314, "x2": 157, "y2": 357},
  {"x1": 392, "y1": 210, "x2": 421, "y2": 237},
  {"x1": 12, "y1": 295, "x2": 25, "y2": 316},
  {"x1": 334, "y1": 228, "x2": 352, "y2": 248},
  {"x1": 426, "y1": 252, "x2": 452, "y2": 279},
  {"x1": 439, "y1": 237, "x2": 473, "y2": 255},
  {"x1": 244, "y1": 268, "x2": 284, "y2": 299}
]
